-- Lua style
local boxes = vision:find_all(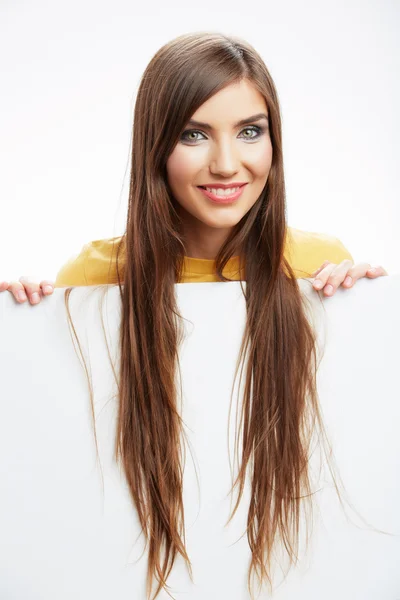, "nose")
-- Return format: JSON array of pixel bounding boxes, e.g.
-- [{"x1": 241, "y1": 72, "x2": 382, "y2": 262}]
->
[{"x1": 209, "y1": 140, "x2": 240, "y2": 177}]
